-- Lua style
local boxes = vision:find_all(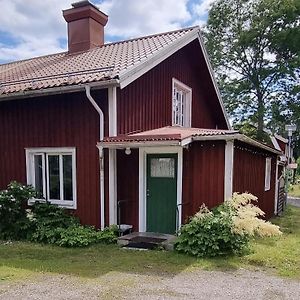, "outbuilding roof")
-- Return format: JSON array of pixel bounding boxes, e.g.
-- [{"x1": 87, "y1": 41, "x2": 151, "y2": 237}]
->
[
  {"x1": 99, "y1": 126, "x2": 280, "y2": 154},
  {"x1": 0, "y1": 26, "x2": 197, "y2": 96}
]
